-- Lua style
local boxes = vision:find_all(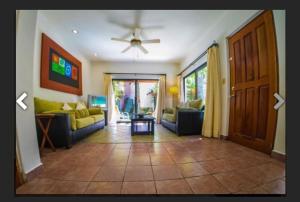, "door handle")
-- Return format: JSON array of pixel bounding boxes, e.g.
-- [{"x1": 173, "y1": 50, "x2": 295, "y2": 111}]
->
[{"x1": 230, "y1": 86, "x2": 235, "y2": 97}]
